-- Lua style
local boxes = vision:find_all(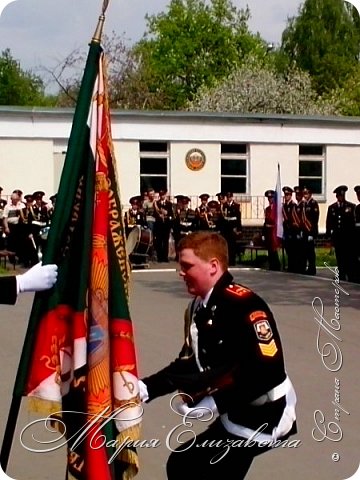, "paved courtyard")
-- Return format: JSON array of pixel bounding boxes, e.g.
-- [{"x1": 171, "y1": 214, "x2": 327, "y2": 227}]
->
[{"x1": 0, "y1": 266, "x2": 359, "y2": 479}]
